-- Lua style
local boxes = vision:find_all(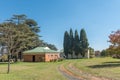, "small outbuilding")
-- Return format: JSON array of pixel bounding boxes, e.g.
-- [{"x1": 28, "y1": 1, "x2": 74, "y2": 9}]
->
[{"x1": 23, "y1": 47, "x2": 59, "y2": 62}]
